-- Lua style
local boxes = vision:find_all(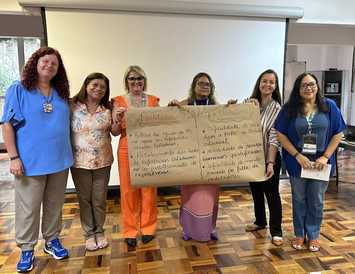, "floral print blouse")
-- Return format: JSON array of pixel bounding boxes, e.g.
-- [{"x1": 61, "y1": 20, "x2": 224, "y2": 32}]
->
[{"x1": 71, "y1": 101, "x2": 113, "y2": 169}]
